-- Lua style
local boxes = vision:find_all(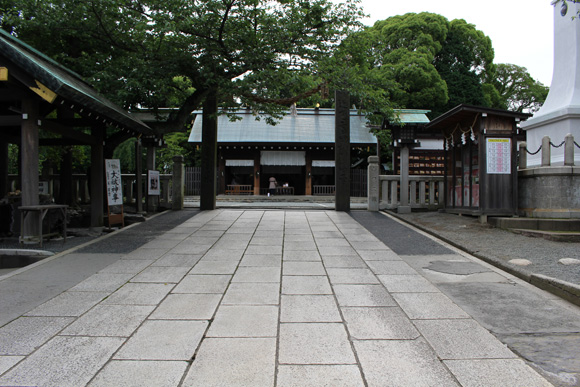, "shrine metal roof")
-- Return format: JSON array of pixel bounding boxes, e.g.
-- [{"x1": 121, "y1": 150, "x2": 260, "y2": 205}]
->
[{"x1": 188, "y1": 108, "x2": 430, "y2": 145}]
